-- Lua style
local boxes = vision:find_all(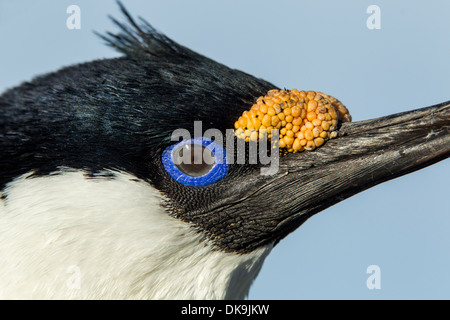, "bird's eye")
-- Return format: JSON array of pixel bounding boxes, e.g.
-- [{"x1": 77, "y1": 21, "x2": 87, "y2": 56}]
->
[{"x1": 162, "y1": 138, "x2": 228, "y2": 186}]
